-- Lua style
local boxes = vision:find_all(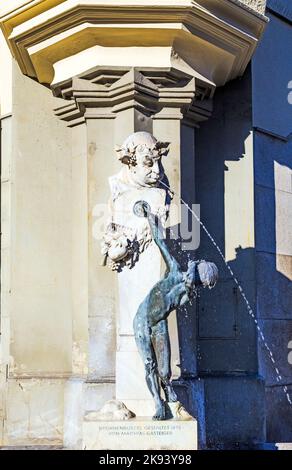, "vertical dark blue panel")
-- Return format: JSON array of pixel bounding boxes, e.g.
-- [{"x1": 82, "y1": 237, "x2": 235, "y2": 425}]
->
[{"x1": 252, "y1": 11, "x2": 292, "y2": 138}]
